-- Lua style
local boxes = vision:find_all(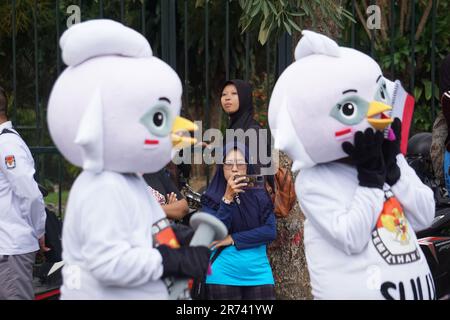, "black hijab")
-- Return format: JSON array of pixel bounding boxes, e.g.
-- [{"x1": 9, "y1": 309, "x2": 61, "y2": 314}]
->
[
  {"x1": 220, "y1": 80, "x2": 273, "y2": 180},
  {"x1": 440, "y1": 54, "x2": 450, "y2": 98},
  {"x1": 222, "y1": 79, "x2": 260, "y2": 131}
]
